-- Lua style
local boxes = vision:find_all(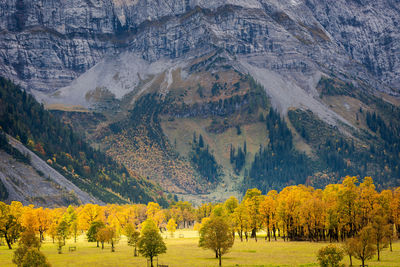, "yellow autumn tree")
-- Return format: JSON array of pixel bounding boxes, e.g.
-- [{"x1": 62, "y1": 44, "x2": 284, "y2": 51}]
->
[
  {"x1": 78, "y1": 204, "x2": 104, "y2": 231},
  {"x1": 259, "y1": 190, "x2": 278, "y2": 241},
  {"x1": 167, "y1": 218, "x2": 177, "y2": 237}
]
